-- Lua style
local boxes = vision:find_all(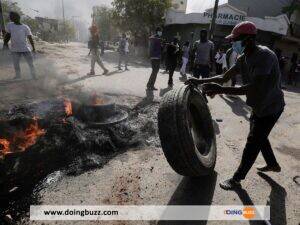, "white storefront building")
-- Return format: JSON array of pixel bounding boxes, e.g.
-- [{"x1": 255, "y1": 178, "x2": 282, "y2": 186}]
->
[{"x1": 164, "y1": 3, "x2": 290, "y2": 48}]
